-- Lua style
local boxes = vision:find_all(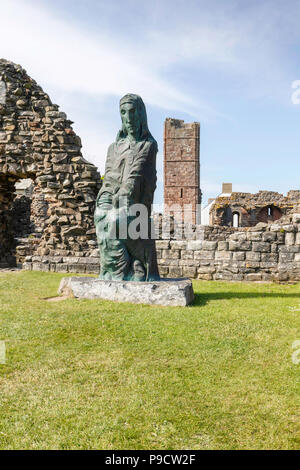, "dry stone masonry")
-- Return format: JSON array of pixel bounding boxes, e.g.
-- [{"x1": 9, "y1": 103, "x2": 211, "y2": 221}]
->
[
  {"x1": 0, "y1": 59, "x2": 101, "y2": 269},
  {"x1": 155, "y1": 213, "x2": 300, "y2": 282},
  {"x1": 22, "y1": 211, "x2": 300, "y2": 283}
]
